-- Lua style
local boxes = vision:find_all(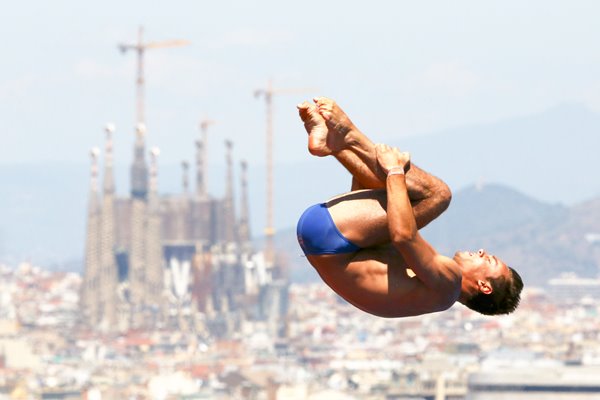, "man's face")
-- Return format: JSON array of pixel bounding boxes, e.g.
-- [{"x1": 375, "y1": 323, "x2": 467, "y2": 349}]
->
[{"x1": 454, "y1": 249, "x2": 510, "y2": 280}]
